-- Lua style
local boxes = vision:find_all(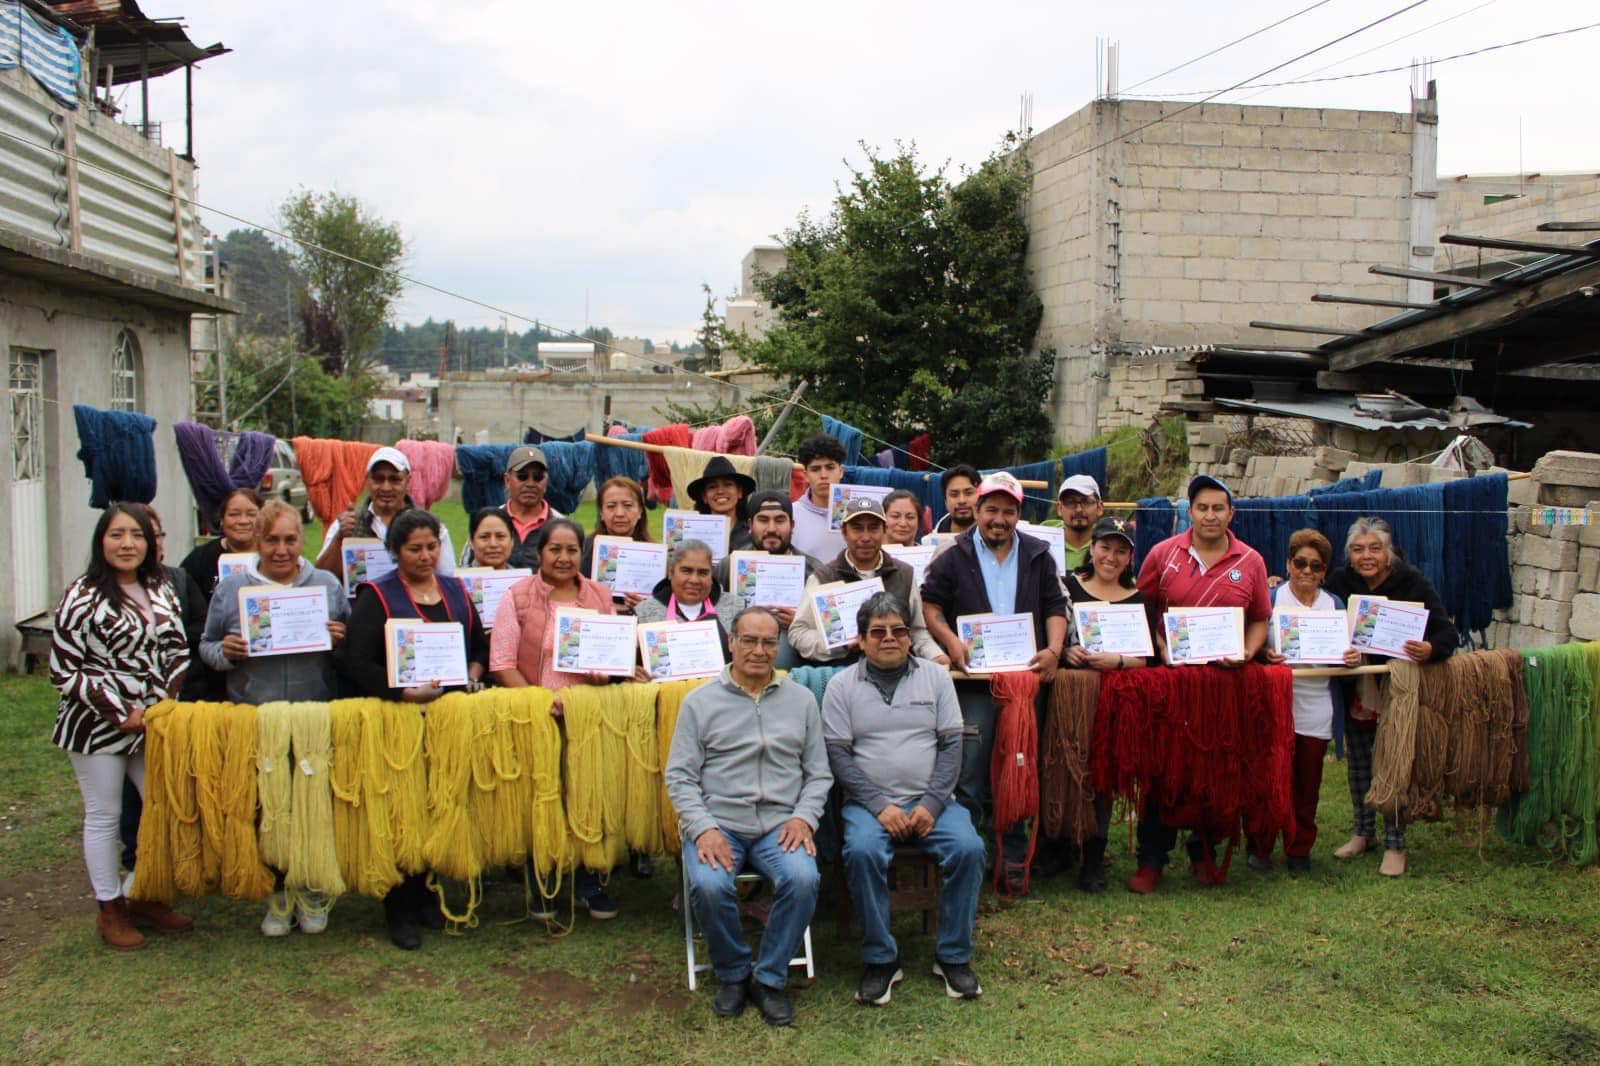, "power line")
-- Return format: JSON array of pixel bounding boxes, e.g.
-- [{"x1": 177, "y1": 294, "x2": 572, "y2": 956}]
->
[
  {"x1": 1154, "y1": 20, "x2": 1600, "y2": 96},
  {"x1": 1121, "y1": 0, "x2": 1337, "y2": 94},
  {"x1": 1033, "y1": 0, "x2": 1433, "y2": 179},
  {"x1": 0, "y1": 125, "x2": 766, "y2": 398}
]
